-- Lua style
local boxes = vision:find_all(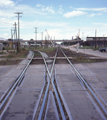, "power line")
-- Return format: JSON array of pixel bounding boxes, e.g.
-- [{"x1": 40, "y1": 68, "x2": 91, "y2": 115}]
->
[{"x1": 0, "y1": 20, "x2": 13, "y2": 25}]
